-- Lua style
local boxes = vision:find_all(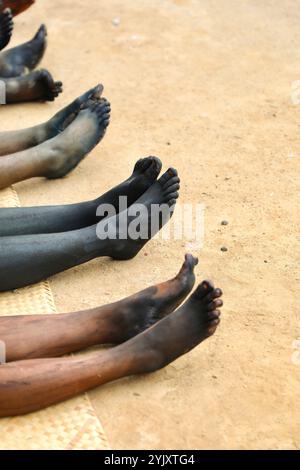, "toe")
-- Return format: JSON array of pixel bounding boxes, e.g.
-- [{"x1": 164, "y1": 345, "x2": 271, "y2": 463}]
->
[
  {"x1": 99, "y1": 110, "x2": 111, "y2": 122},
  {"x1": 167, "y1": 199, "x2": 177, "y2": 208},
  {"x1": 35, "y1": 24, "x2": 47, "y2": 40},
  {"x1": 206, "y1": 318, "x2": 221, "y2": 336},
  {"x1": 207, "y1": 309, "x2": 221, "y2": 320},
  {"x1": 41, "y1": 69, "x2": 53, "y2": 81},
  {"x1": 141, "y1": 159, "x2": 152, "y2": 172},
  {"x1": 149, "y1": 156, "x2": 162, "y2": 169},
  {"x1": 193, "y1": 280, "x2": 215, "y2": 300},
  {"x1": 147, "y1": 157, "x2": 162, "y2": 179},
  {"x1": 141, "y1": 157, "x2": 153, "y2": 170},
  {"x1": 207, "y1": 298, "x2": 223, "y2": 311},
  {"x1": 97, "y1": 103, "x2": 111, "y2": 118},
  {"x1": 164, "y1": 176, "x2": 180, "y2": 189},
  {"x1": 81, "y1": 85, "x2": 104, "y2": 106},
  {"x1": 204, "y1": 288, "x2": 223, "y2": 303},
  {"x1": 168, "y1": 167, "x2": 178, "y2": 177},
  {"x1": 92, "y1": 84, "x2": 104, "y2": 99},
  {"x1": 166, "y1": 191, "x2": 179, "y2": 201},
  {"x1": 95, "y1": 100, "x2": 111, "y2": 121},
  {"x1": 133, "y1": 158, "x2": 147, "y2": 172},
  {"x1": 184, "y1": 253, "x2": 199, "y2": 269},
  {"x1": 165, "y1": 183, "x2": 180, "y2": 194},
  {"x1": 176, "y1": 254, "x2": 198, "y2": 279},
  {"x1": 99, "y1": 97, "x2": 110, "y2": 107},
  {"x1": 159, "y1": 168, "x2": 178, "y2": 186}
]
